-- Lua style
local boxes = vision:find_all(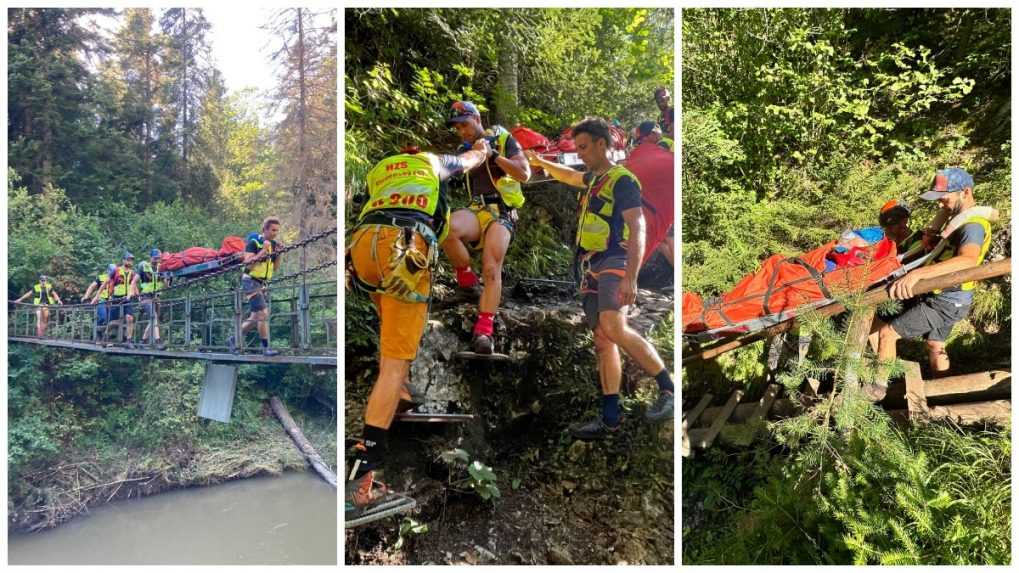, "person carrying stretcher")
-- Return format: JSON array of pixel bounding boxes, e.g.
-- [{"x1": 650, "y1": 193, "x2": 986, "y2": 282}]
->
[{"x1": 866, "y1": 168, "x2": 995, "y2": 400}]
